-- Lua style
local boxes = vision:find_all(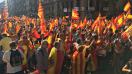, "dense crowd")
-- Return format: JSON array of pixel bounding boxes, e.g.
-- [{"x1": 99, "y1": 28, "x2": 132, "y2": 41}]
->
[{"x1": 0, "y1": 13, "x2": 131, "y2": 74}]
